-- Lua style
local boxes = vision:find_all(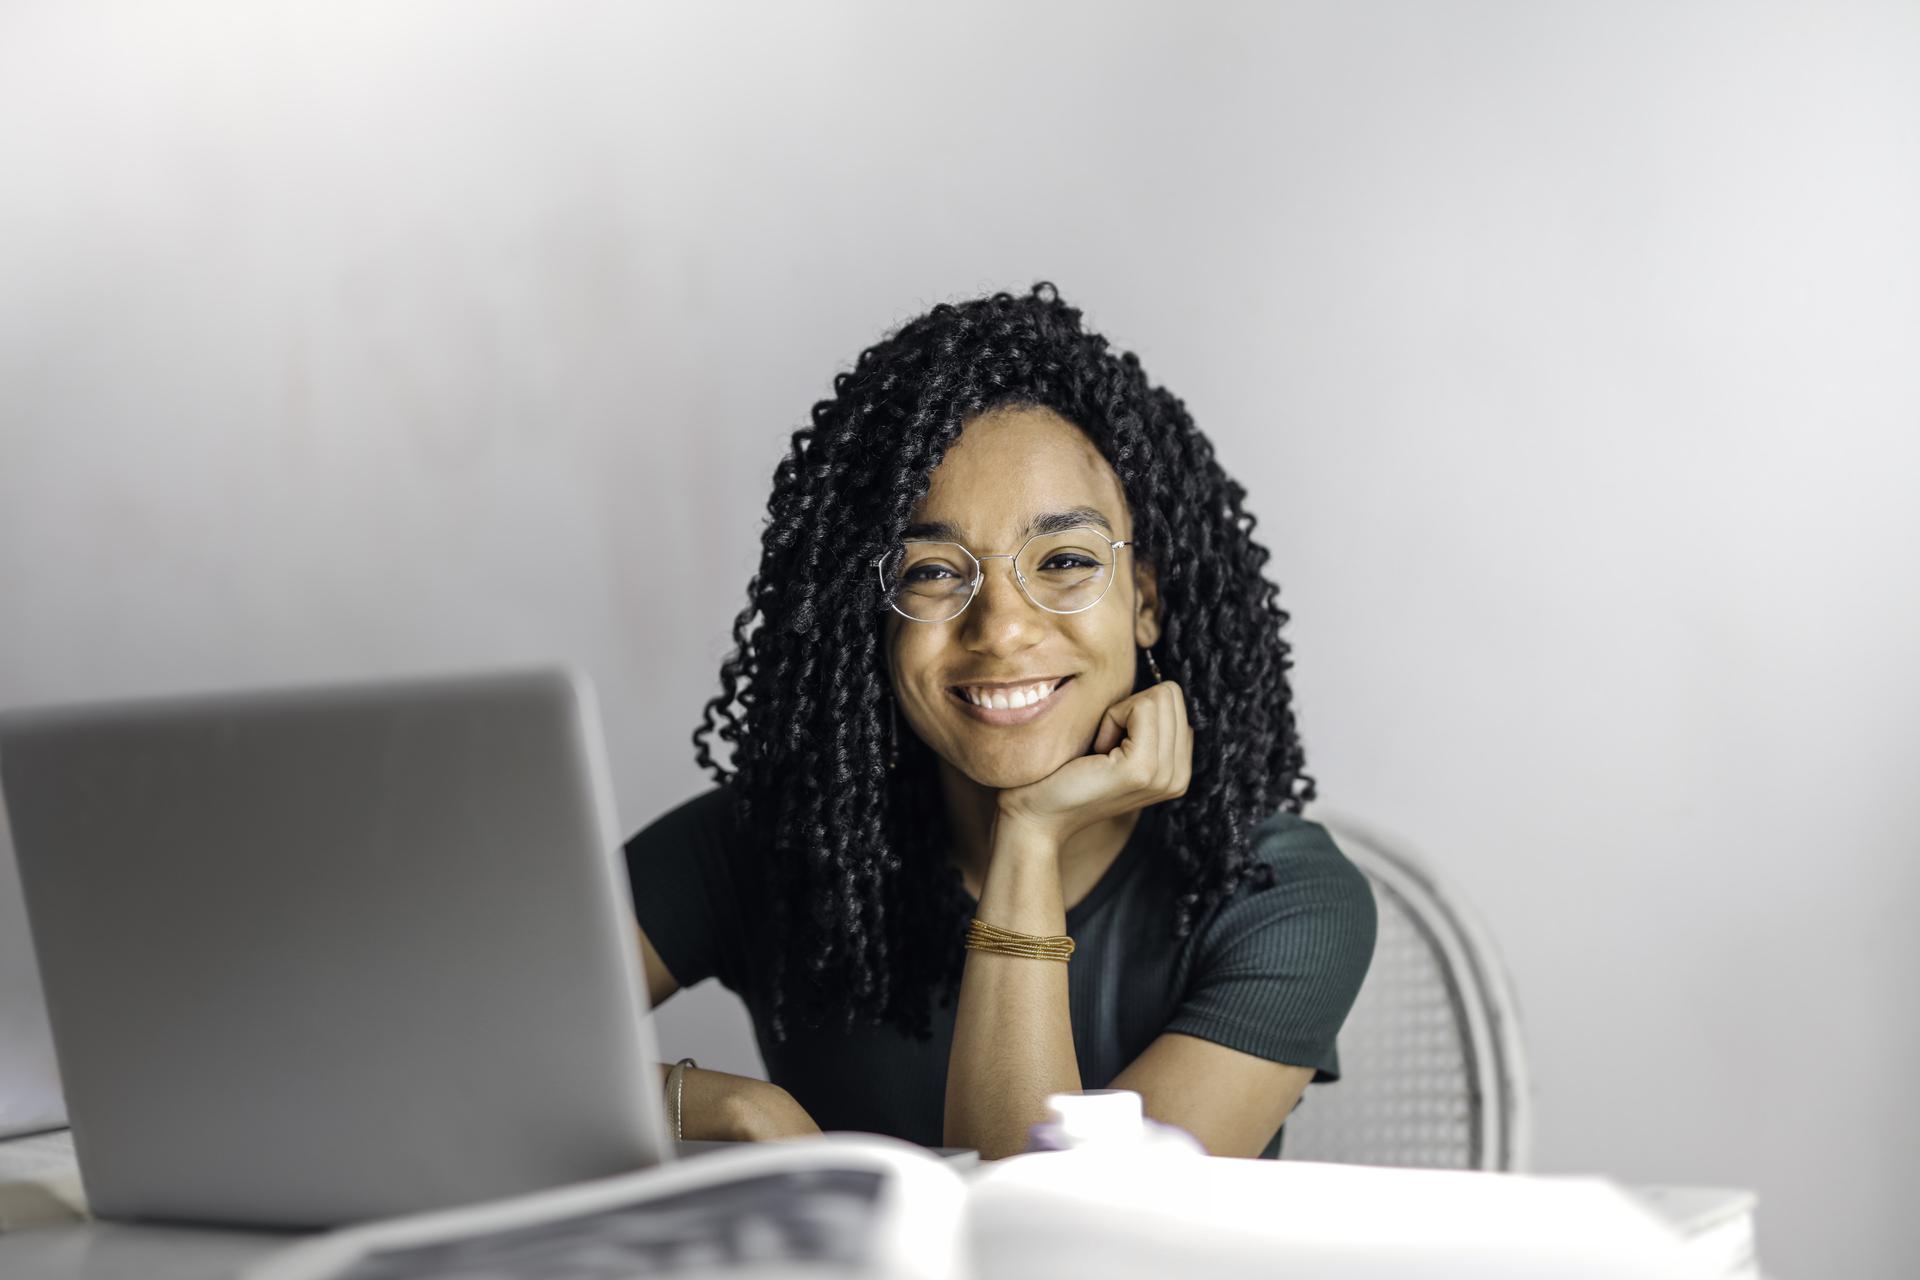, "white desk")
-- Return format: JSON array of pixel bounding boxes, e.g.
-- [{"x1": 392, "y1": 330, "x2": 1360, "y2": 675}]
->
[
  {"x1": 0, "y1": 1219, "x2": 293, "y2": 1280},
  {"x1": 1, "y1": 1129, "x2": 1760, "y2": 1280}
]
